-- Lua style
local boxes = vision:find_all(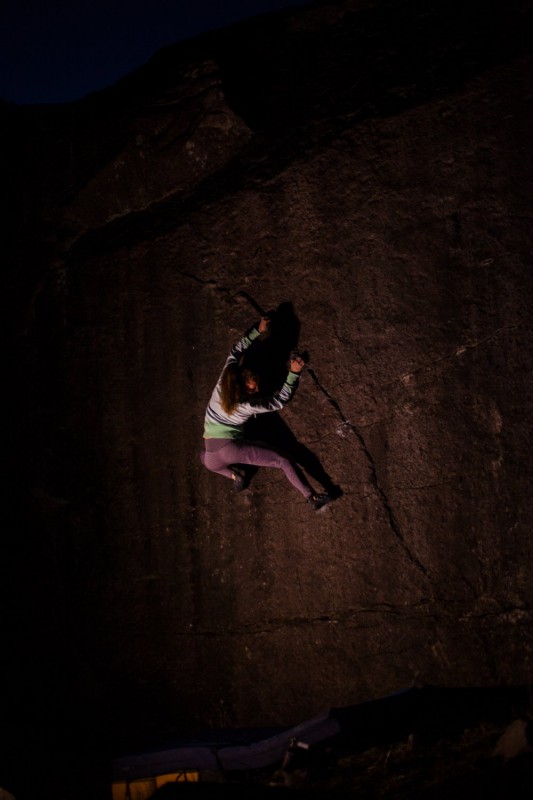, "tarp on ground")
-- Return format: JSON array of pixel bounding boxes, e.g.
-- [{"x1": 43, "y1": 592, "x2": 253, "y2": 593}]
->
[
  {"x1": 112, "y1": 711, "x2": 340, "y2": 781},
  {"x1": 112, "y1": 686, "x2": 532, "y2": 782}
]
